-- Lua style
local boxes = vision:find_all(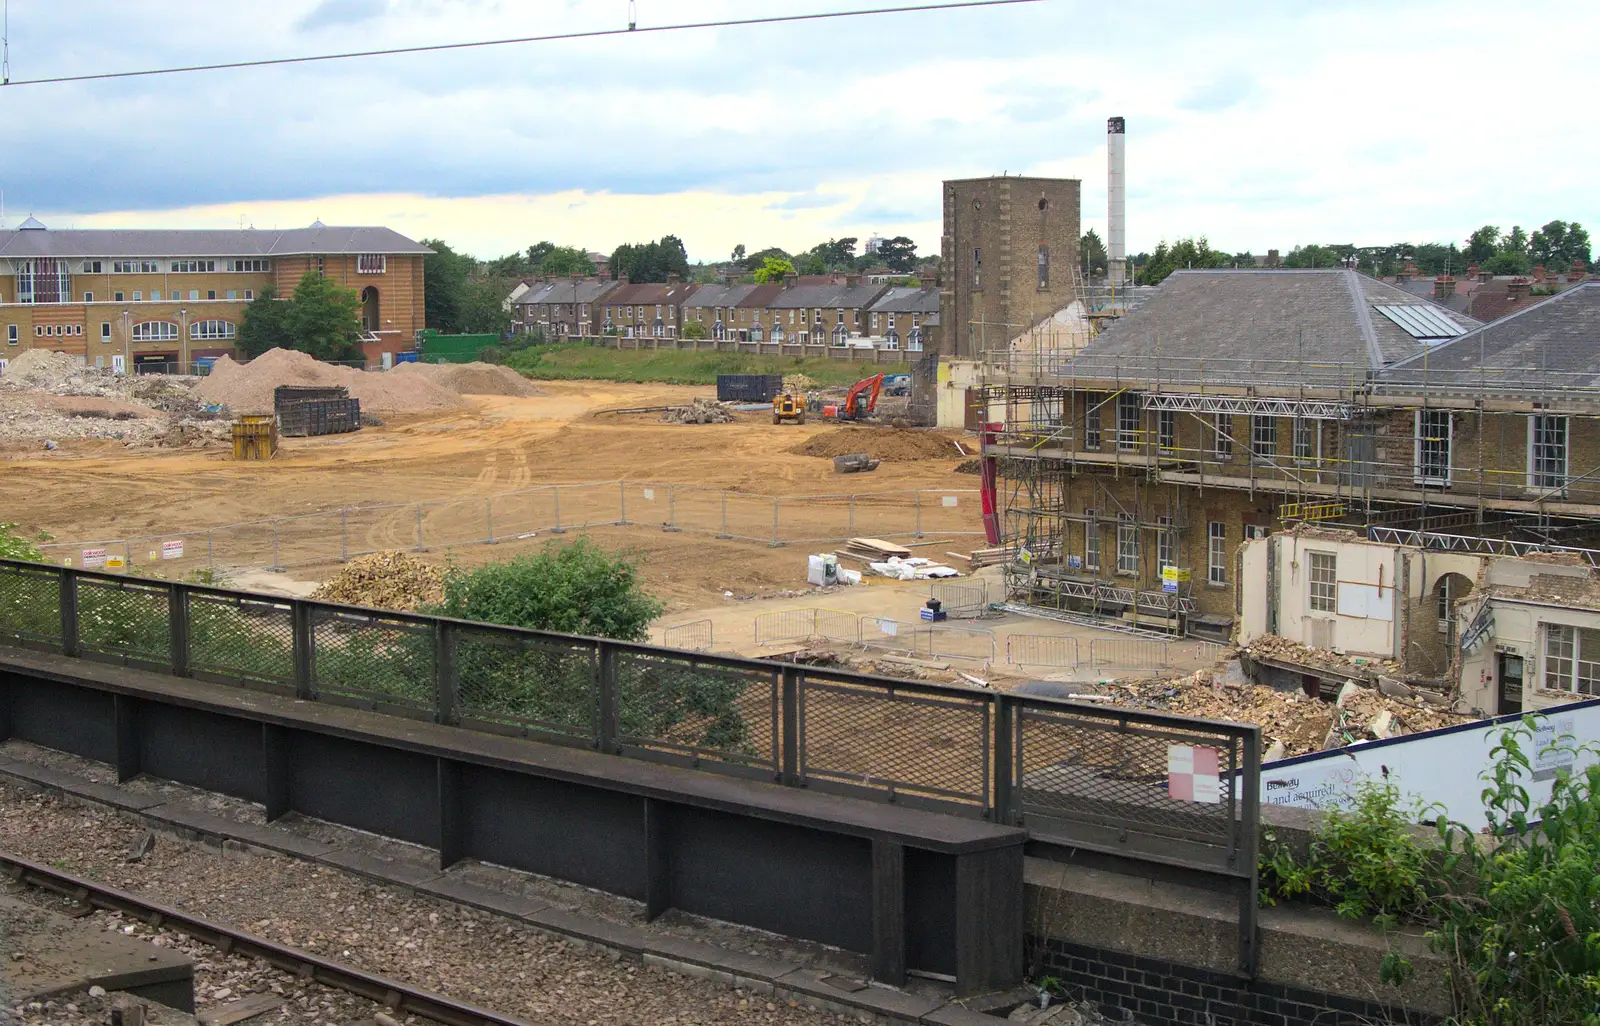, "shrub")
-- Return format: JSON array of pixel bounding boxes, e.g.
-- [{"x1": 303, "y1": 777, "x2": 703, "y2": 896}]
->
[{"x1": 0, "y1": 523, "x2": 42, "y2": 562}]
